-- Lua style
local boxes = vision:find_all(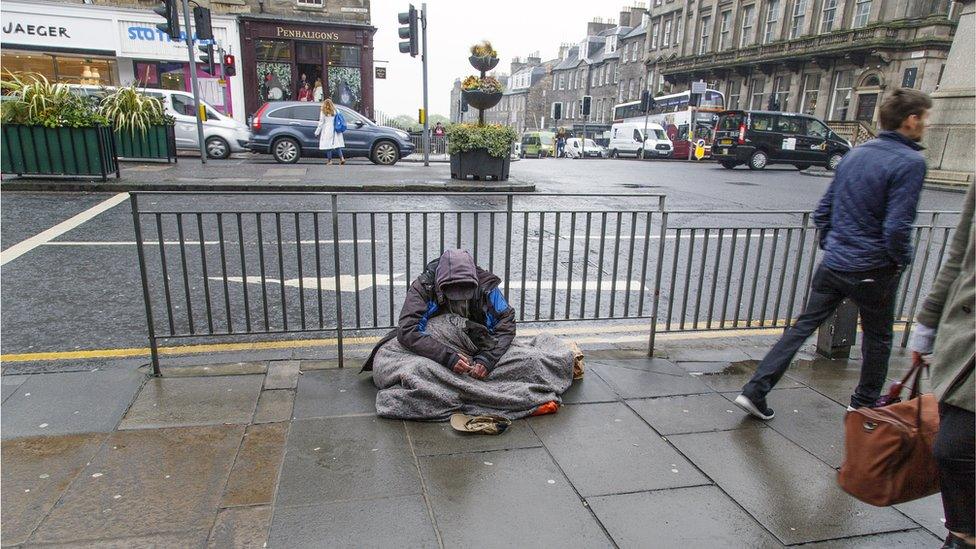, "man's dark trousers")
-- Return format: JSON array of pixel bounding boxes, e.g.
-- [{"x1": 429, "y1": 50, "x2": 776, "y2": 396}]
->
[{"x1": 742, "y1": 262, "x2": 902, "y2": 408}]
